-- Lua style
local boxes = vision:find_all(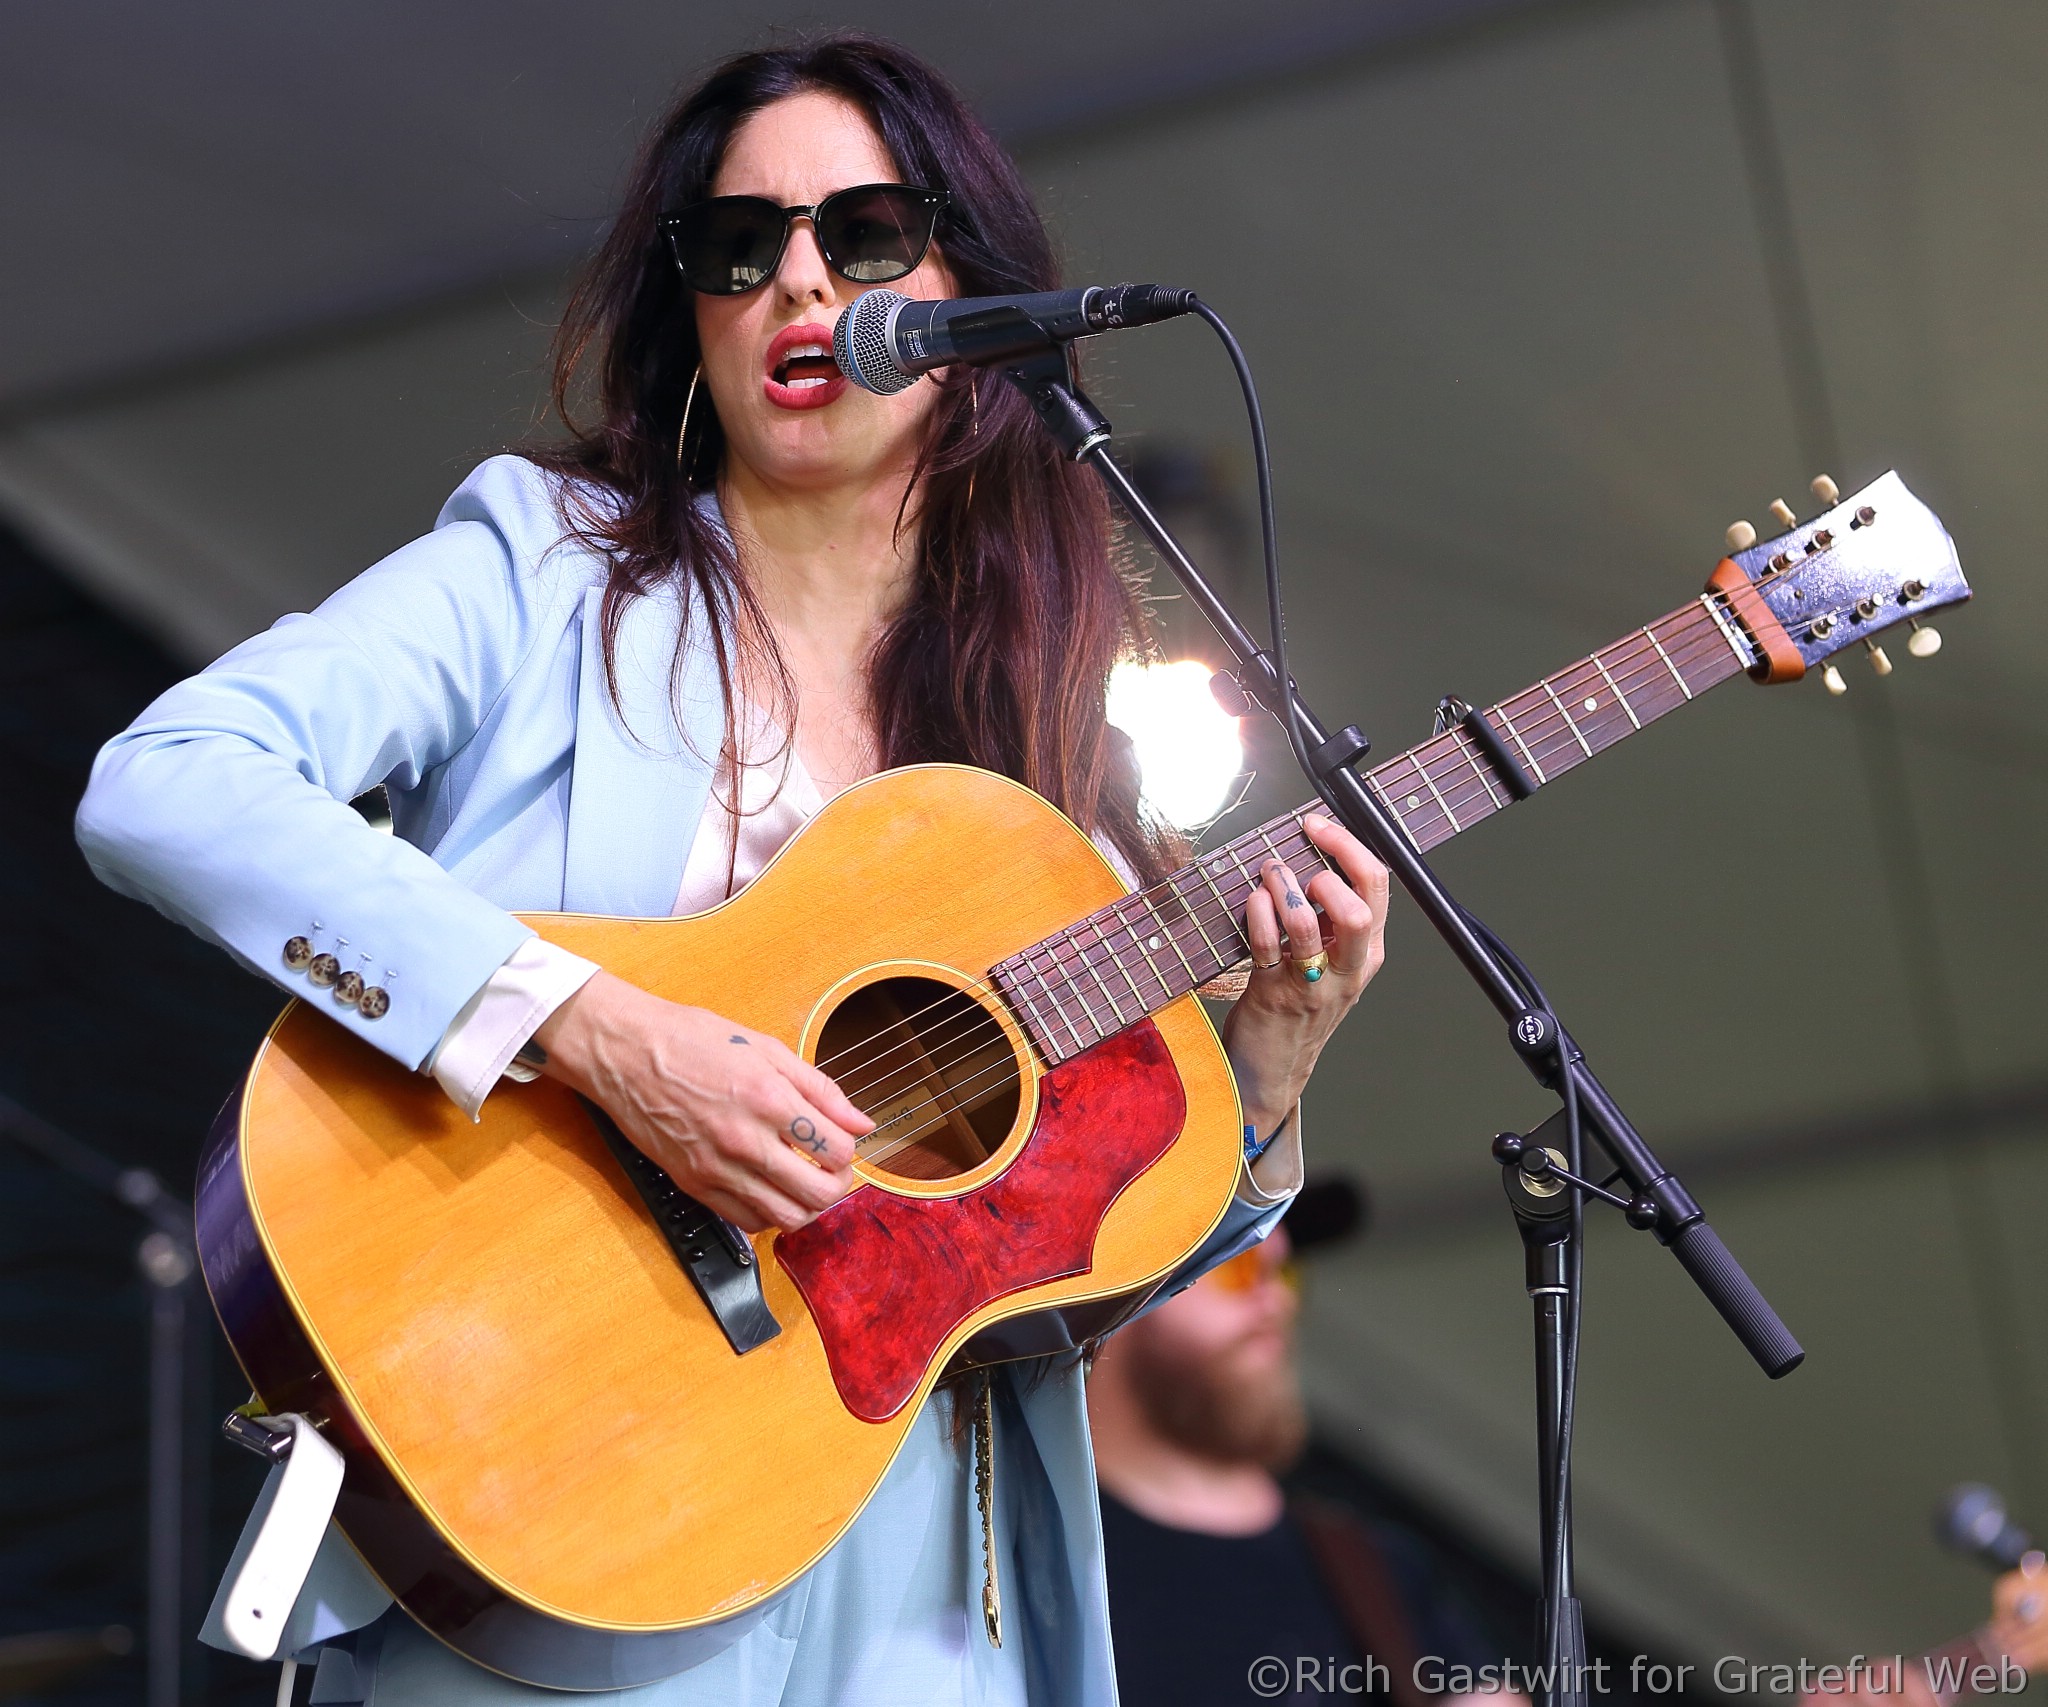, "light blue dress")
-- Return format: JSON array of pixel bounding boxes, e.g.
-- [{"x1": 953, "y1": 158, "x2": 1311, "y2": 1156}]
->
[{"x1": 77, "y1": 455, "x2": 1293, "y2": 1704}]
